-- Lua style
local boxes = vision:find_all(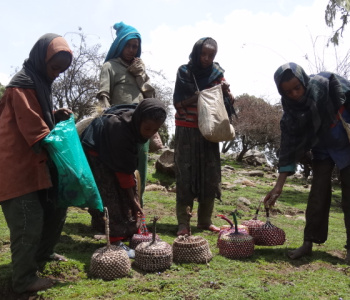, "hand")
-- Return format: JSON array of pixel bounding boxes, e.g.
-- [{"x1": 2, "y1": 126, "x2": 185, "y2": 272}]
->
[
  {"x1": 221, "y1": 81, "x2": 230, "y2": 93},
  {"x1": 54, "y1": 108, "x2": 72, "y2": 123},
  {"x1": 264, "y1": 172, "x2": 288, "y2": 207},
  {"x1": 128, "y1": 58, "x2": 145, "y2": 76},
  {"x1": 99, "y1": 96, "x2": 110, "y2": 108},
  {"x1": 264, "y1": 190, "x2": 281, "y2": 207}
]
